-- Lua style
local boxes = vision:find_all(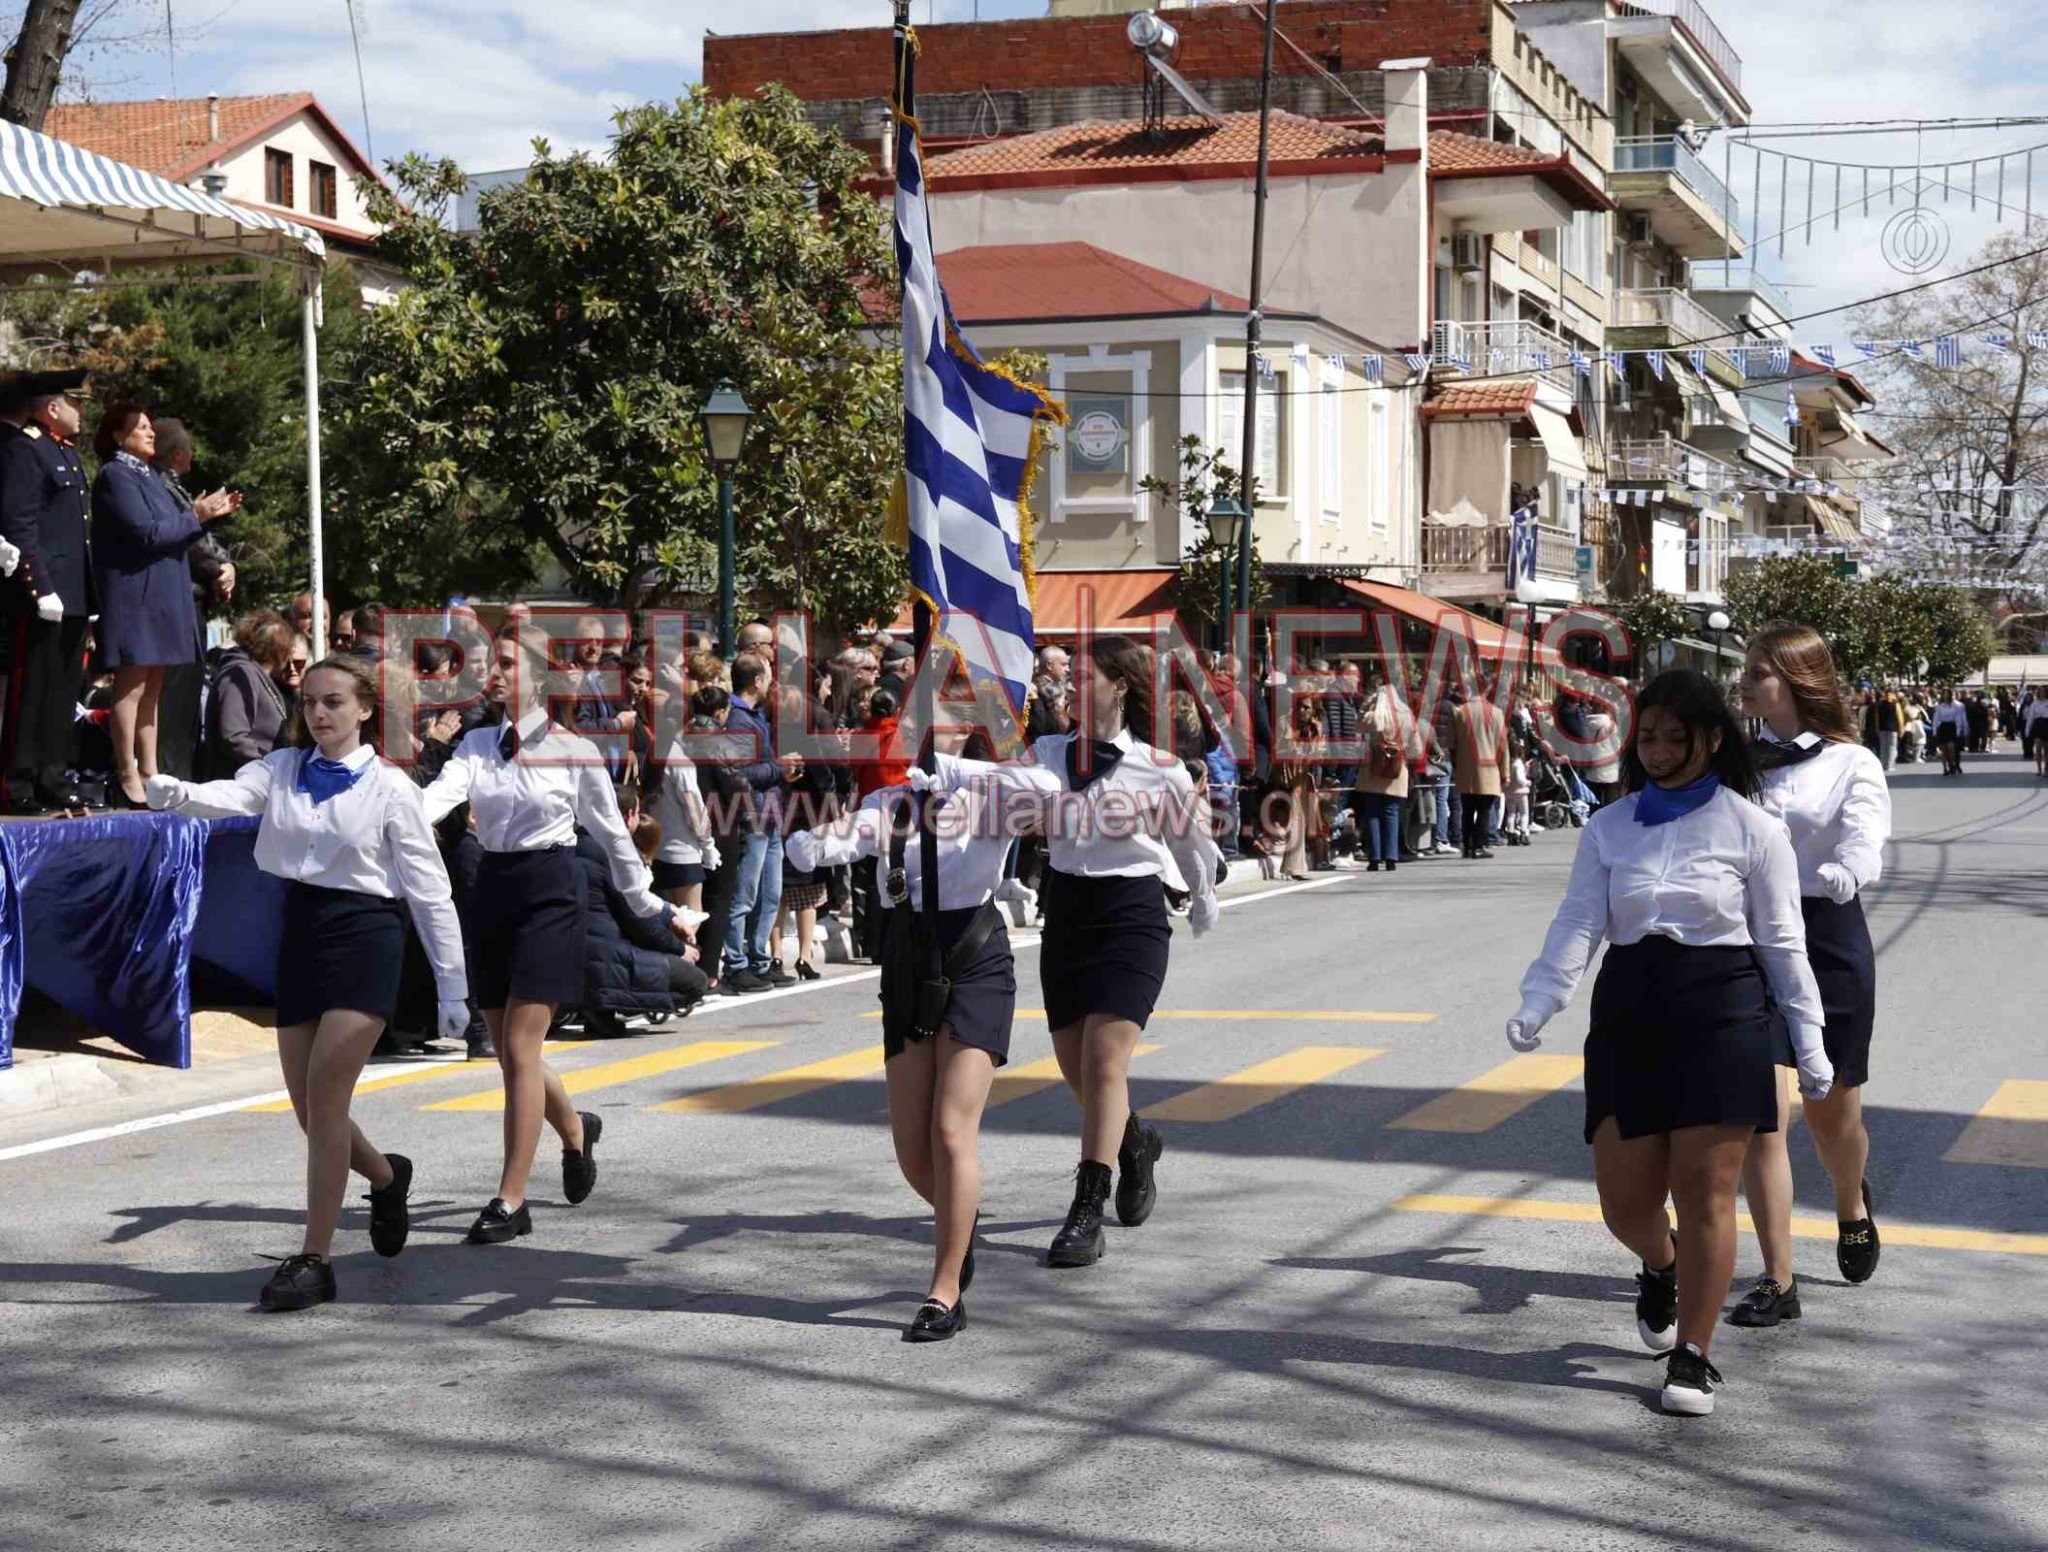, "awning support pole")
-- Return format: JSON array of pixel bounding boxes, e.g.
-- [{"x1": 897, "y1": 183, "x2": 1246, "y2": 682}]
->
[{"x1": 300, "y1": 264, "x2": 327, "y2": 659}]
